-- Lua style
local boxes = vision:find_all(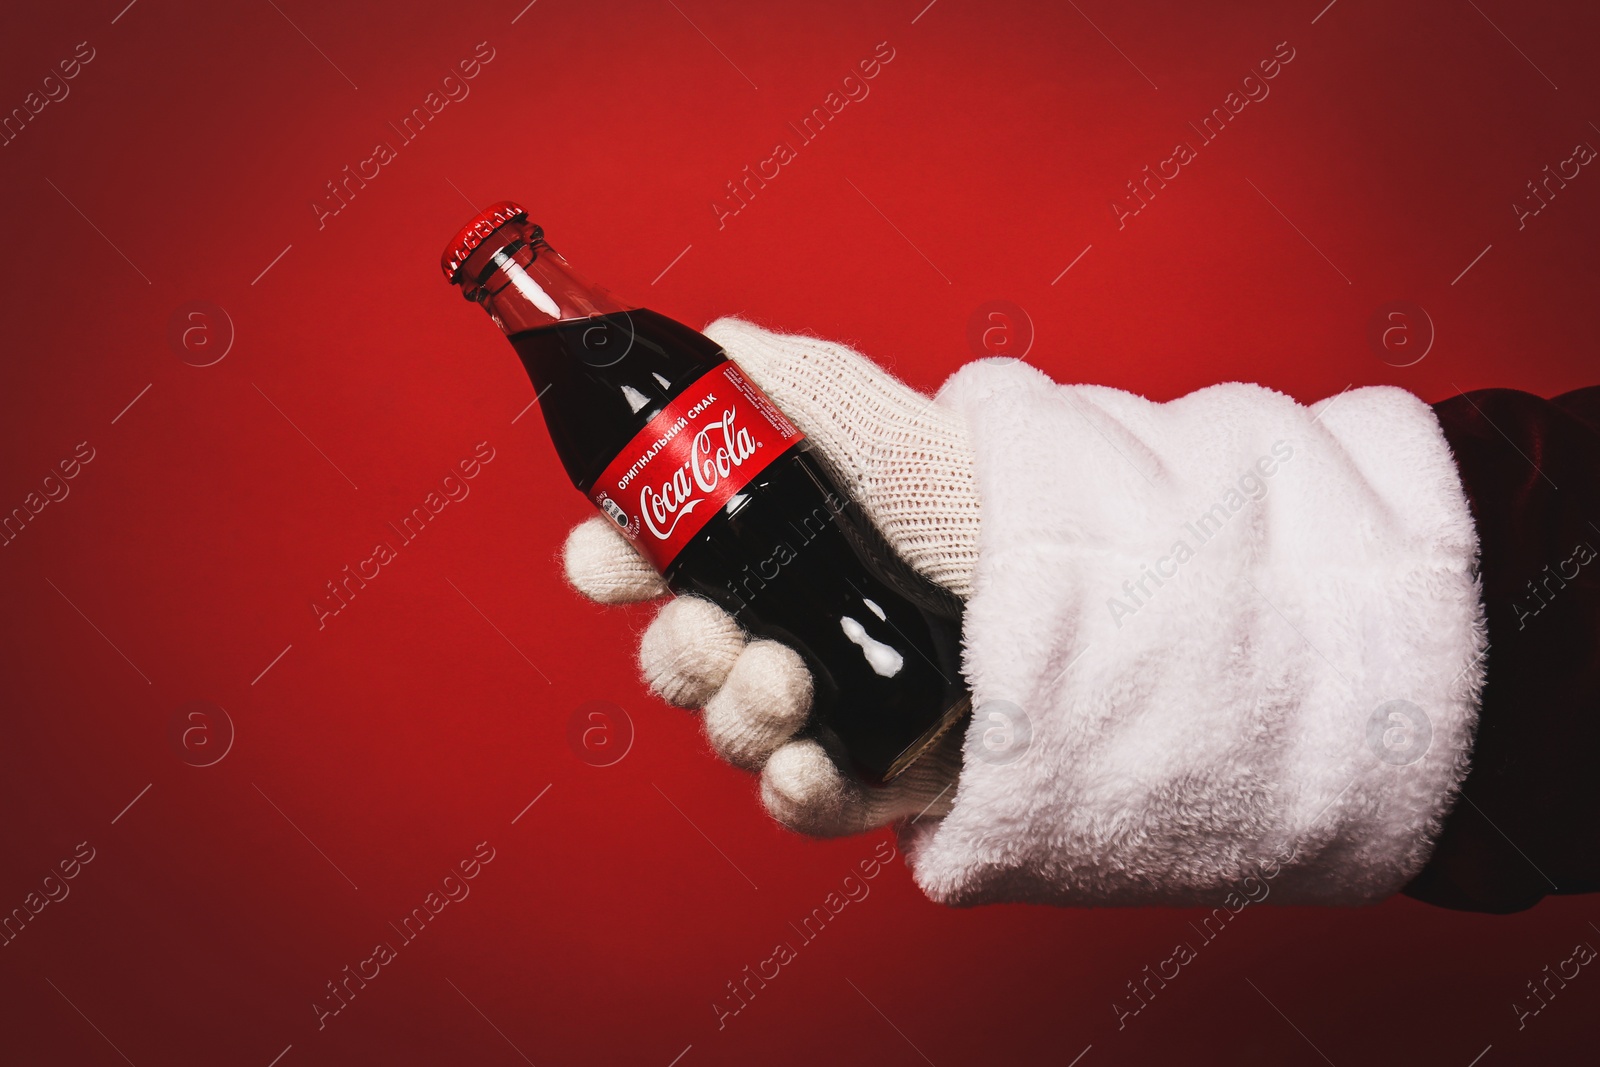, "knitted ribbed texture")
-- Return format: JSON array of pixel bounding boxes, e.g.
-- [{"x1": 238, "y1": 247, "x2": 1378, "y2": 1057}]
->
[
  {"x1": 636, "y1": 596, "x2": 744, "y2": 708},
  {"x1": 702, "y1": 640, "x2": 812, "y2": 770},
  {"x1": 703, "y1": 318, "x2": 981, "y2": 598},
  {"x1": 761, "y1": 727, "x2": 962, "y2": 838},
  {"x1": 563, "y1": 515, "x2": 667, "y2": 604}
]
